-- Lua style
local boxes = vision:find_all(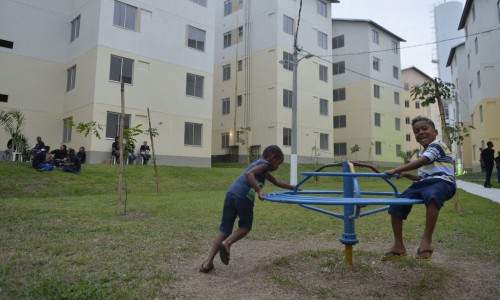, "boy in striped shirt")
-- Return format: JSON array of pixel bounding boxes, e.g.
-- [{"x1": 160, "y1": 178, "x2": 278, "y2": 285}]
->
[{"x1": 382, "y1": 116, "x2": 456, "y2": 261}]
